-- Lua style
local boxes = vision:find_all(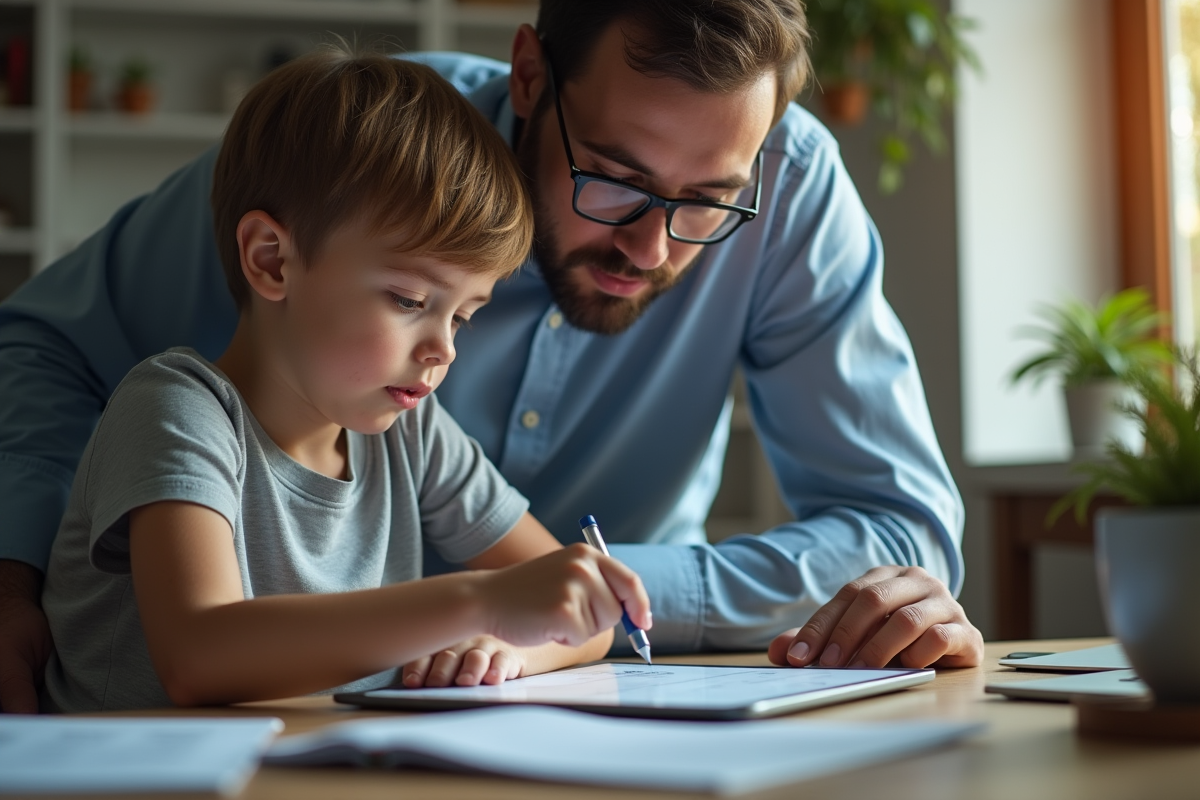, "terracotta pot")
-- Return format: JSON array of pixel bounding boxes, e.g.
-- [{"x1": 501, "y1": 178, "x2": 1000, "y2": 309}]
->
[
  {"x1": 118, "y1": 82, "x2": 155, "y2": 114},
  {"x1": 820, "y1": 82, "x2": 870, "y2": 126},
  {"x1": 67, "y1": 70, "x2": 91, "y2": 112}
]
